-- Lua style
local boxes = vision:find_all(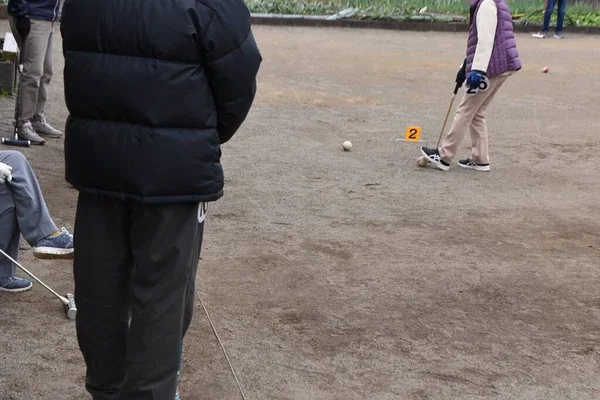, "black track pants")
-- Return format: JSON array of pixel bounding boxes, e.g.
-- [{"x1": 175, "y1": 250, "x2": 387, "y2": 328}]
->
[{"x1": 73, "y1": 192, "x2": 204, "y2": 400}]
